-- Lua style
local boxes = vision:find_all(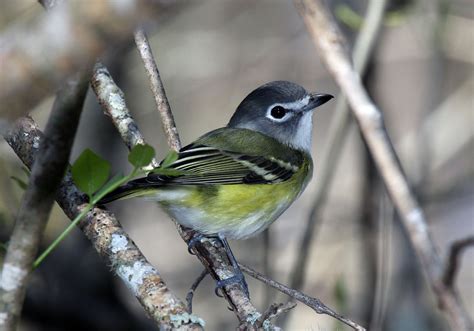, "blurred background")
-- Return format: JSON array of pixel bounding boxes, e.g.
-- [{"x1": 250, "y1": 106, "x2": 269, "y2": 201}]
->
[{"x1": 0, "y1": 0, "x2": 472, "y2": 330}]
